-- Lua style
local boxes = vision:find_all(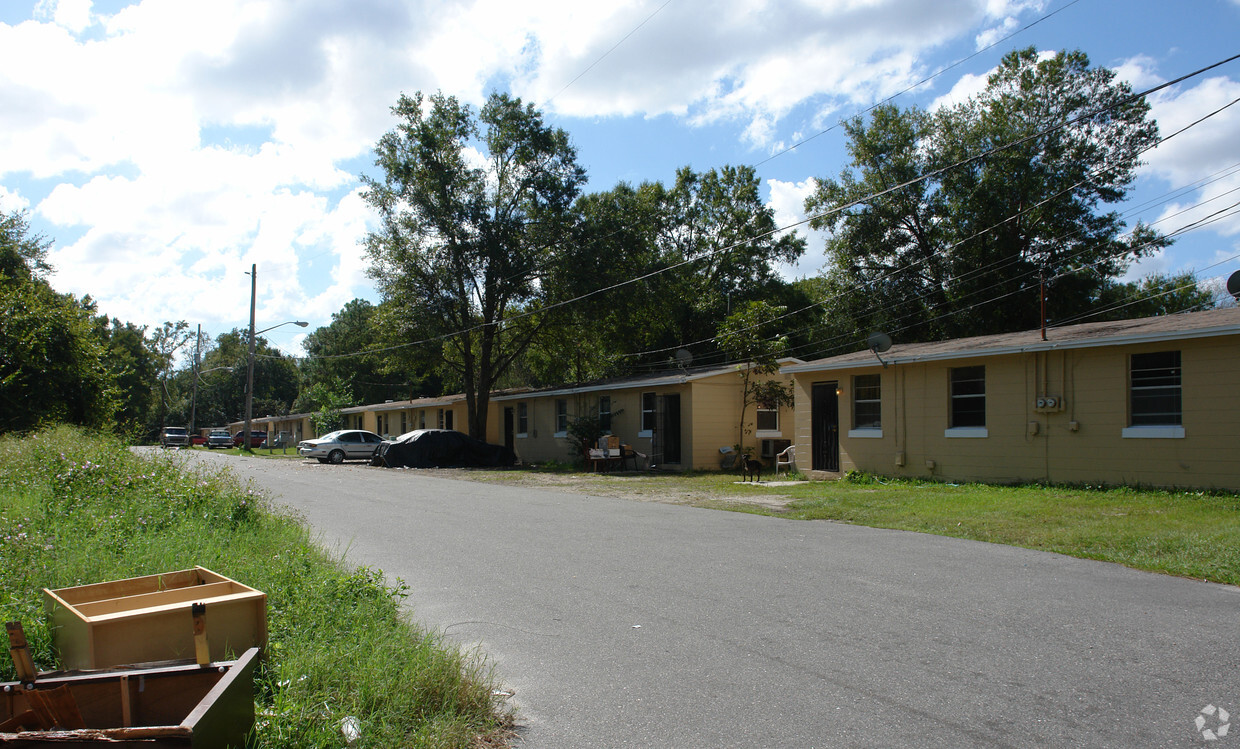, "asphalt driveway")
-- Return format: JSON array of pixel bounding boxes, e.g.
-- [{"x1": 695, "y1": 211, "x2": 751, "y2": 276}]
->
[{"x1": 186, "y1": 452, "x2": 1239, "y2": 748}]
